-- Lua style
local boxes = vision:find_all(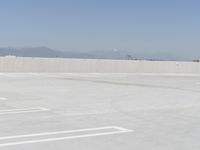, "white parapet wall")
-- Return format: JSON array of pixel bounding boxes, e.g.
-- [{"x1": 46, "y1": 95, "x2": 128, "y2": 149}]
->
[{"x1": 0, "y1": 57, "x2": 200, "y2": 73}]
